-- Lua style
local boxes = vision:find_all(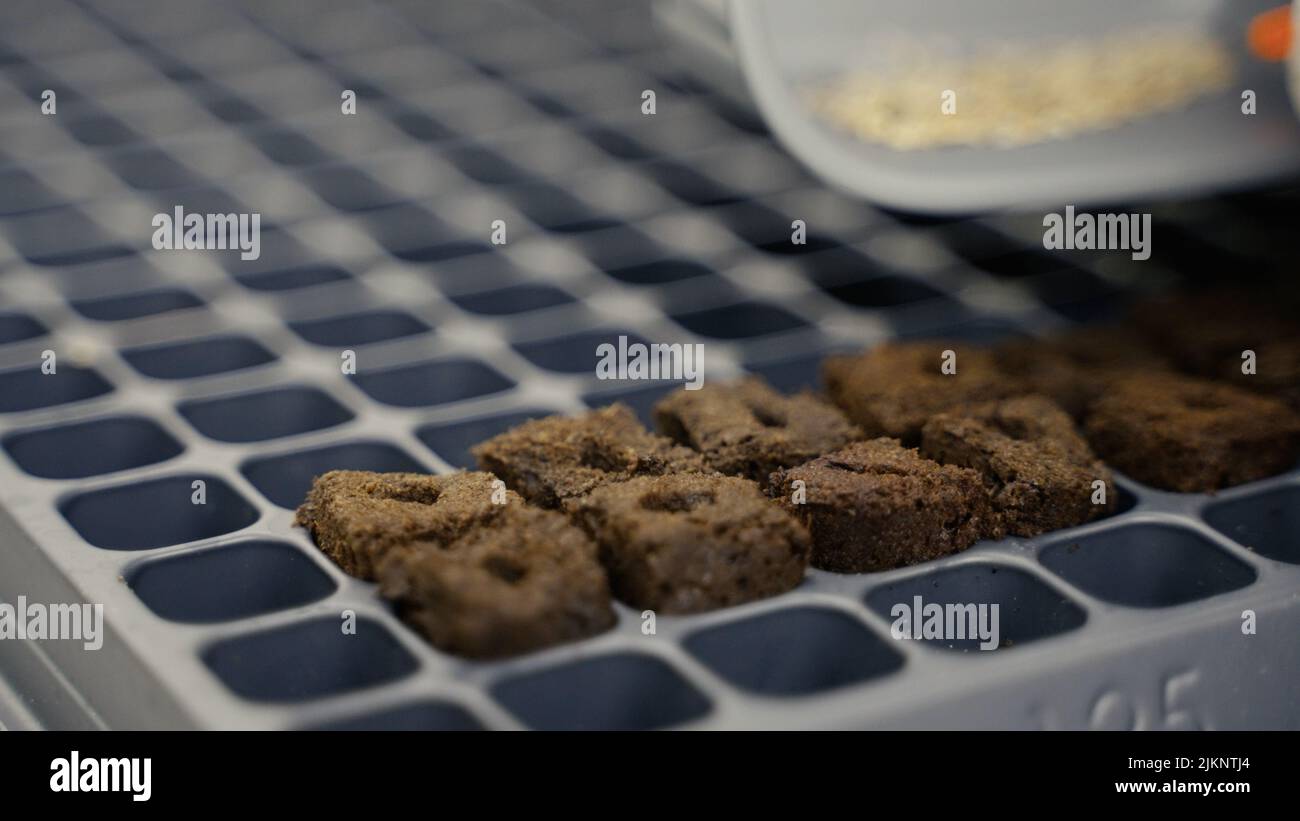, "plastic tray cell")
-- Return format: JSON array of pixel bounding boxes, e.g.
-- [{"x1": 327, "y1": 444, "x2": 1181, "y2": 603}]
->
[
  {"x1": 178, "y1": 386, "x2": 354, "y2": 443},
  {"x1": 3, "y1": 416, "x2": 184, "y2": 479},
  {"x1": 350, "y1": 358, "x2": 514, "y2": 408},
  {"x1": 0, "y1": 365, "x2": 114, "y2": 414},
  {"x1": 865, "y1": 563, "x2": 1087, "y2": 651},
  {"x1": 491, "y1": 653, "x2": 712, "y2": 730},
  {"x1": 1205, "y1": 485, "x2": 1300, "y2": 564},
  {"x1": 60, "y1": 473, "x2": 260, "y2": 550},
  {"x1": 203, "y1": 617, "x2": 418, "y2": 702},
  {"x1": 288, "y1": 309, "x2": 431, "y2": 347},
  {"x1": 1039, "y1": 523, "x2": 1257, "y2": 608},
  {"x1": 130, "y1": 539, "x2": 336, "y2": 623},
  {"x1": 685, "y1": 607, "x2": 904, "y2": 695},
  {"x1": 122, "y1": 335, "x2": 278, "y2": 380},
  {"x1": 0, "y1": 312, "x2": 48, "y2": 345}
]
